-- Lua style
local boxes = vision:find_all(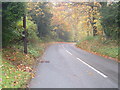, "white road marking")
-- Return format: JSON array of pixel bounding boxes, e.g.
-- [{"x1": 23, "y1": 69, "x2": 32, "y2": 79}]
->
[
  {"x1": 76, "y1": 58, "x2": 108, "y2": 78},
  {"x1": 62, "y1": 45, "x2": 72, "y2": 55},
  {"x1": 66, "y1": 50, "x2": 73, "y2": 55},
  {"x1": 61, "y1": 44, "x2": 107, "y2": 78}
]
